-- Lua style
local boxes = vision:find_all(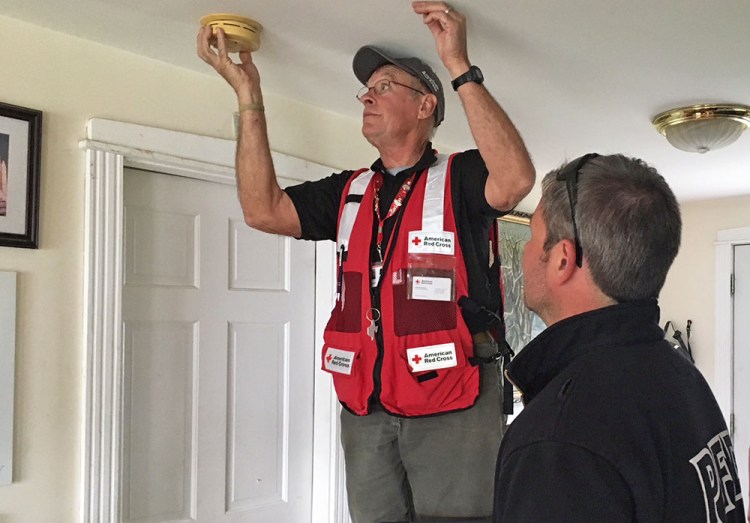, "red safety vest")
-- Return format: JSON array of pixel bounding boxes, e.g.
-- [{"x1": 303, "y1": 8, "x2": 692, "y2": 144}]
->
[{"x1": 321, "y1": 154, "x2": 479, "y2": 416}]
